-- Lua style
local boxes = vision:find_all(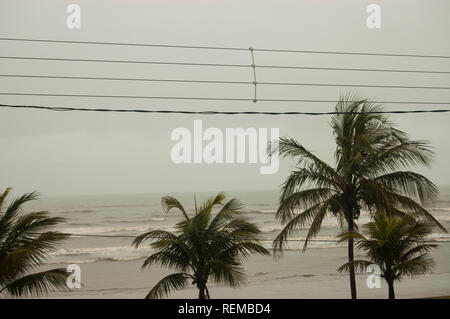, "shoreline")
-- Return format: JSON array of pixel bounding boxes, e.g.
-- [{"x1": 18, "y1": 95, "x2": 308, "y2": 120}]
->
[{"x1": 40, "y1": 246, "x2": 450, "y2": 299}]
